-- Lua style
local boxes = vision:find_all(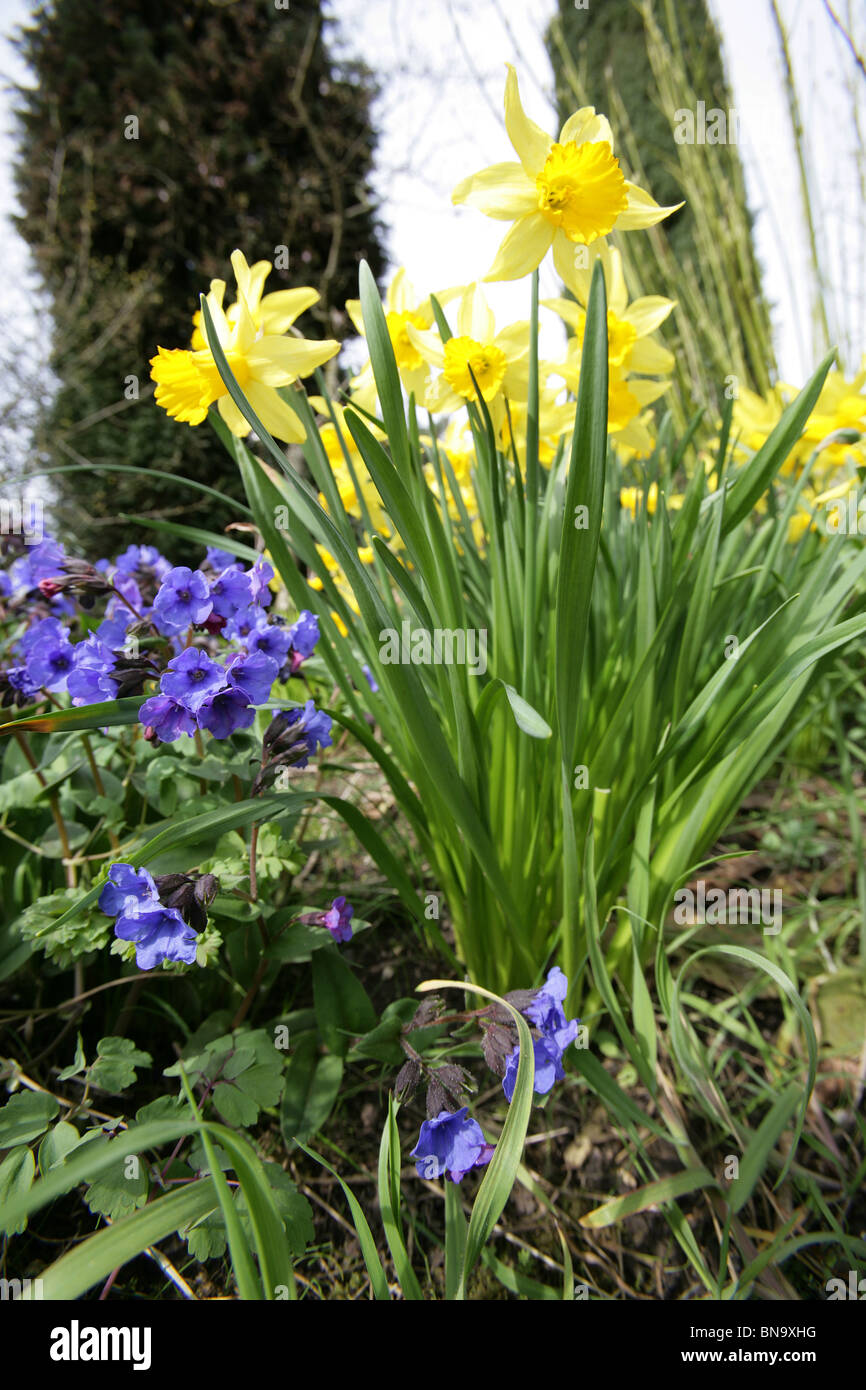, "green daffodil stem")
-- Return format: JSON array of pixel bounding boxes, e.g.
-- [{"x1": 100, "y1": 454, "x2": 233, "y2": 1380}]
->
[{"x1": 522, "y1": 269, "x2": 541, "y2": 701}]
